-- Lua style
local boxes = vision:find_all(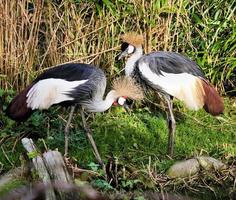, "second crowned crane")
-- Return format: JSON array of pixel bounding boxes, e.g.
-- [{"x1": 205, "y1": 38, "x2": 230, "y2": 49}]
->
[{"x1": 118, "y1": 32, "x2": 224, "y2": 157}]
